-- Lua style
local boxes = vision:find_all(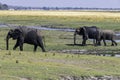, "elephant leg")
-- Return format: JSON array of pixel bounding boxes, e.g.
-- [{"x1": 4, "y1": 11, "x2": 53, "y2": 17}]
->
[
  {"x1": 111, "y1": 40, "x2": 114, "y2": 46},
  {"x1": 19, "y1": 38, "x2": 24, "y2": 51},
  {"x1": 19, "y1": 44, "x2": 23, "y2": 51},
  {"x1": 34, "y1": 45, "x2": 38, "y2": 52},
  {"x1": 94, "y1": 39, "x2": 99, "y2": 46},
  {"x1": 39, "y1": 43, "x2": 46, "y2": 52},
  {"x1": 82, "y1": 39, "x2": 87, "y2": 46},
  {"x1": 14, "y1": 38, "x2": 24, "y2": 51},
  {"x1": 114, "y1": 41, "x2": 117, "y2": 46},
  {"x1": 13, "y1": 40, "x2": 19, "y2": 50},
  {"x1": 103, "y1": 39, "x2": 106, "y2": 46},
  {"x1": 111, "y1": 40, "x2": 117, "y2": 46},
  {"x1": 97, "y1": 39, "x2": 102, "y2": 46},
  {"x1": 37, "y1": 37, "x2": 46, "y2": 52},
  {"x1": 82, "y1": 36, "x2": 88, "y2": 46}
]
